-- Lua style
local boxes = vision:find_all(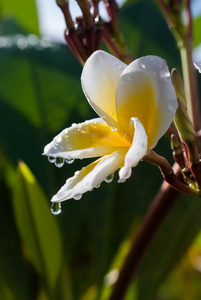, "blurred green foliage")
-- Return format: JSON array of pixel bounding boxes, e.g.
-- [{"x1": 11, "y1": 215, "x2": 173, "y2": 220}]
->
[{"x1": 1, "y1": 0, "x2": 201, "y2": 299}]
